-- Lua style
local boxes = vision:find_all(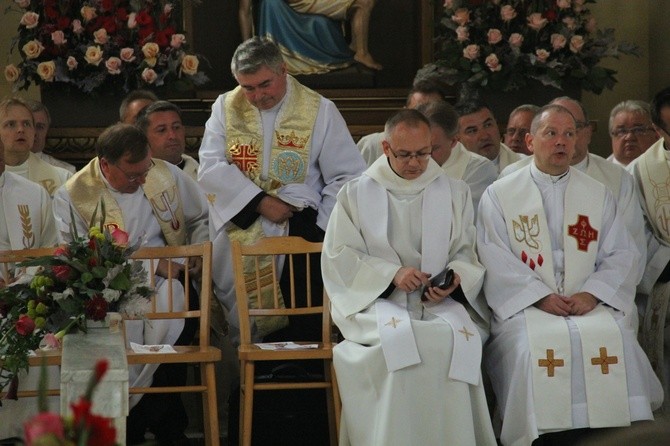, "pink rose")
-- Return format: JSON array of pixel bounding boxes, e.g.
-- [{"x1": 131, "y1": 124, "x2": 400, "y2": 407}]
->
[
  {"x1": 72, "y1": 19, "x2": 83, "y2": 34},
  {"x1": 93, "y1": 28, "x2": 109, "y2": 45},
  {"x1": 127, "y1": 12, "x2": 137, "y2": 29},
  {"x1": 41, "y1": 332, "x2": 61, "y2": 349},
  {"x1": 462, "y1": 44, "x2": 480, "y2": 61},
  {"x1": 105, "y1": 57, "x2": 122, "y2": 74},
  {"x1": 164, "y1": 3, "x2": 173, "y2": 15},
  {"x1": 455, "y1": 26, "x2": 469, "y2": 42},
  {"x1": 80, "y1": 5, "x2": 97, "y2": 22},
  {"x1": 551, "y1": 33, "x2": 567, "y2": 50},
  {"x1": 54, "y1": 245, "x2": 69, "y2": 257},
  {"x1": 141, "y1": 68, "x2": 157, "y2": 84},
  {"x1": 487, "y1": 29, "x2": 503, "y2": 45},
  {"x1": 4, "y1": 64, "x2": 20, "y2": 82},
  {"x1": 170, "y1": 34, "x2": 186, "y2": 49},
  {"x1": 562, "y1": 17, "x2": 576, "y2": 30},
  {"x1": 485, "y1": 53, "x2": 501, "y2": 72},
  {"x1": 527, "y1": 13, "x2": 548, "y2": 31},
  {"x1": 535, "y1": 49, "x2": 550, "y2": 63},
  {"x1": 36, "y1": 61, "x2": 56, "y2": 82},
  {"x1": 508, "y1": 33, "x2": 524, "y2": 48},
  {"x1": 557, "y1": 0, "x2": 571, "y2": 9},
  {"x1": 500, "y1": 5, "x2": 517, "y2": 22},
  {"x1": 24, "y1": 412, "x2": 65, "y2": 445},
  {"x1": 569, "y1": 35, "x2": 585, "y2": 53},
  {"x1": 584, "y1": 16, "x2": 597, "y2": 34},
  {"x1": 451, "y1": 8, "x2": 470, "y2": 26},
  {"x1": 111, "y1": 228, "x2": 129, "y2": 246},
  {"x1": 120, "y1": 47, "x2": 136, "y2": 62},
  {"x1": 66, "y1": 56, "x2": 78, "y2": 70},
  {"x1": 19, "y1": 11, "x2": 39, "y2": 29},
  {"x1": 16, "y1": 314, "x2": 36, "y2": 336},
  {"x1": 51, "y1": 30, "x2": 67, "y2": 46}
]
